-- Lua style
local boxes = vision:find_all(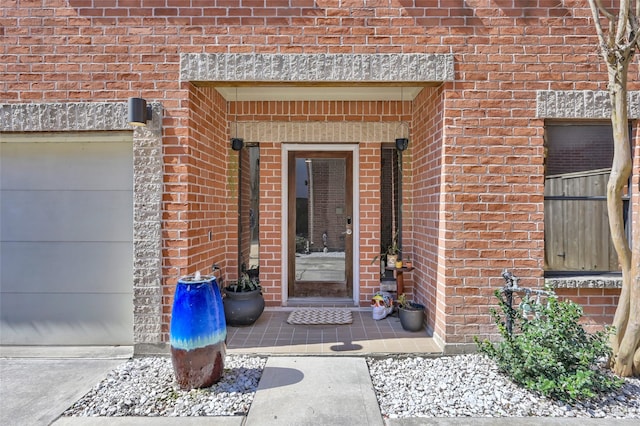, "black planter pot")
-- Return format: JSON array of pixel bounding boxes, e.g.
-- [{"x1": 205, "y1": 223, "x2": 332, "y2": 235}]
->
[
  {"x1": 398, "y1": 303, "x2": 425, "y2": 332},
  {"x1": 222, "y1": 288, "x2": 265, "y2": 326}
]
